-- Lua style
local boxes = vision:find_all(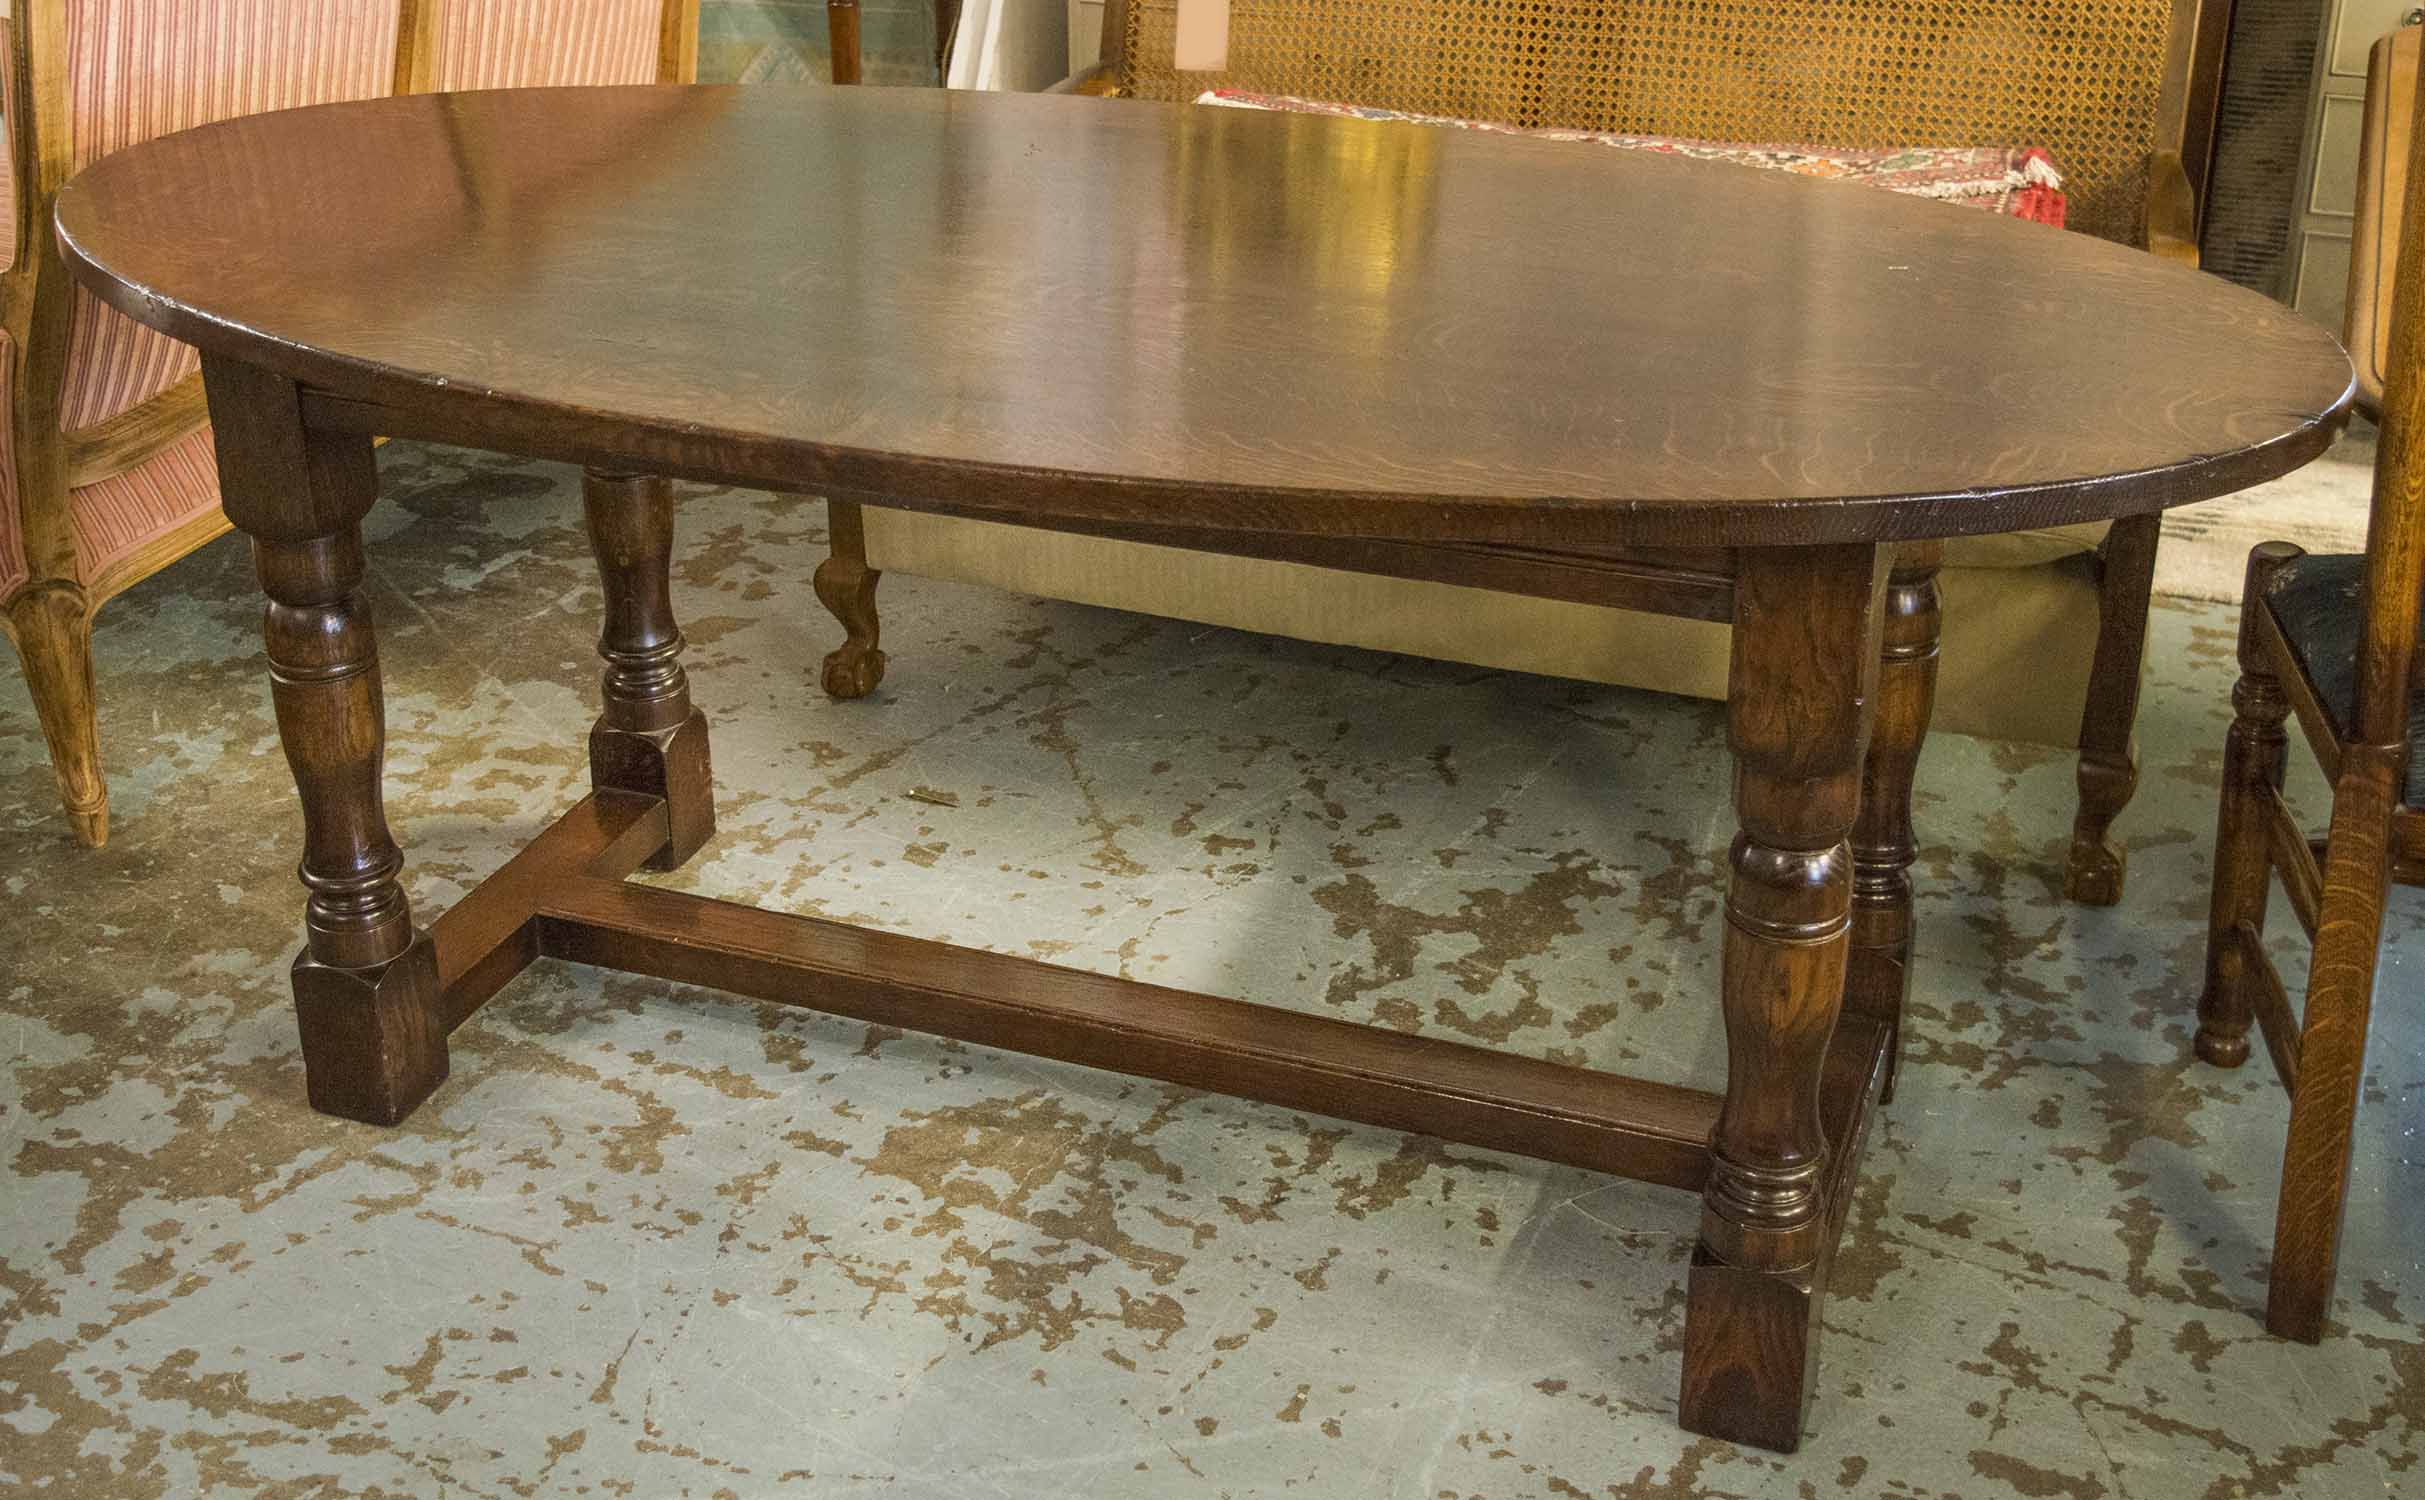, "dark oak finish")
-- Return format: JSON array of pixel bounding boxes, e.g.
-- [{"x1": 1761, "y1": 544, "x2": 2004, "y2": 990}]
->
[
  {"x1": 201, "y1": 357, "x2": 445, "y2": 1126},
  {"x1": 1849, "y1": 542, "x2": 1941, "y2": 1102},
  {"x1": 1679, "y1": 542, "x2": 1885, "y2": 1448},
  {"x1": 1018, "y1": 0, "x2": 2241, "y2": 908},
  {"x1": 58, "y1": 87, "x2": 2352, "y2": 1454},
  {"x1": 583, "y1": 469, "x2": 715, "y2": 868},
  {"x1": 2193, "y1": 42, "x2": 2425, "y2": 1349},
  {"x1": 54, "y1": 89, "x2": 2351, "y2": 551}
]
